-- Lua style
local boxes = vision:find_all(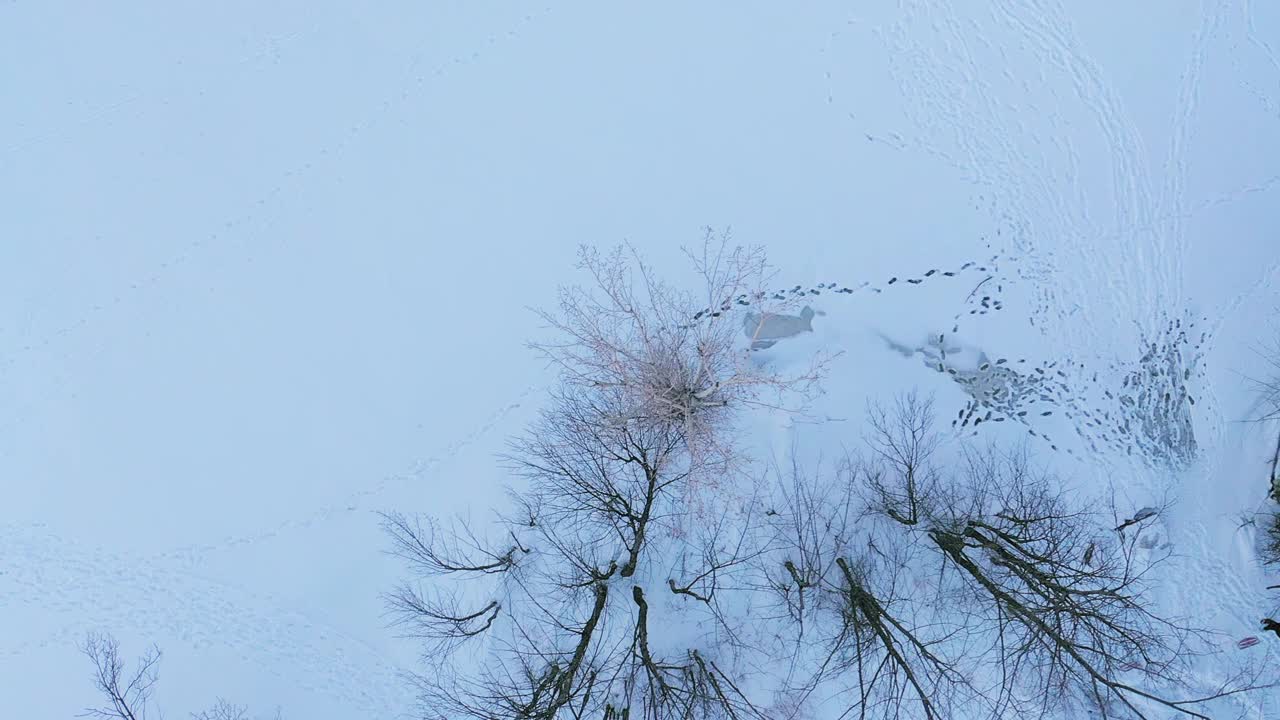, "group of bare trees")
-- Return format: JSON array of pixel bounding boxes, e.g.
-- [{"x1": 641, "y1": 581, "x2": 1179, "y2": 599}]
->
[
  {"x1": 74, "y1": 241, "x2": 1269, "y2": 718},
  {"x1": 758, "y1": 394, "x2": 1253, "y2": 720},
  {"x1": 385, "y1": 240, "x2": 1262, "y2": 719}
]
